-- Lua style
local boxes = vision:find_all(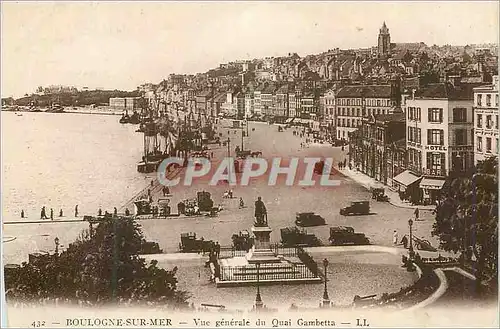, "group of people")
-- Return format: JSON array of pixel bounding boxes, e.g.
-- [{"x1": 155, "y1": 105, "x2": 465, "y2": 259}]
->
[
  {"x1": 35, "y1": 205, "x2": 79, "y2": 220},
  {"x1": 337, "y1": 159, "x2": 349, "y2": 170}
]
